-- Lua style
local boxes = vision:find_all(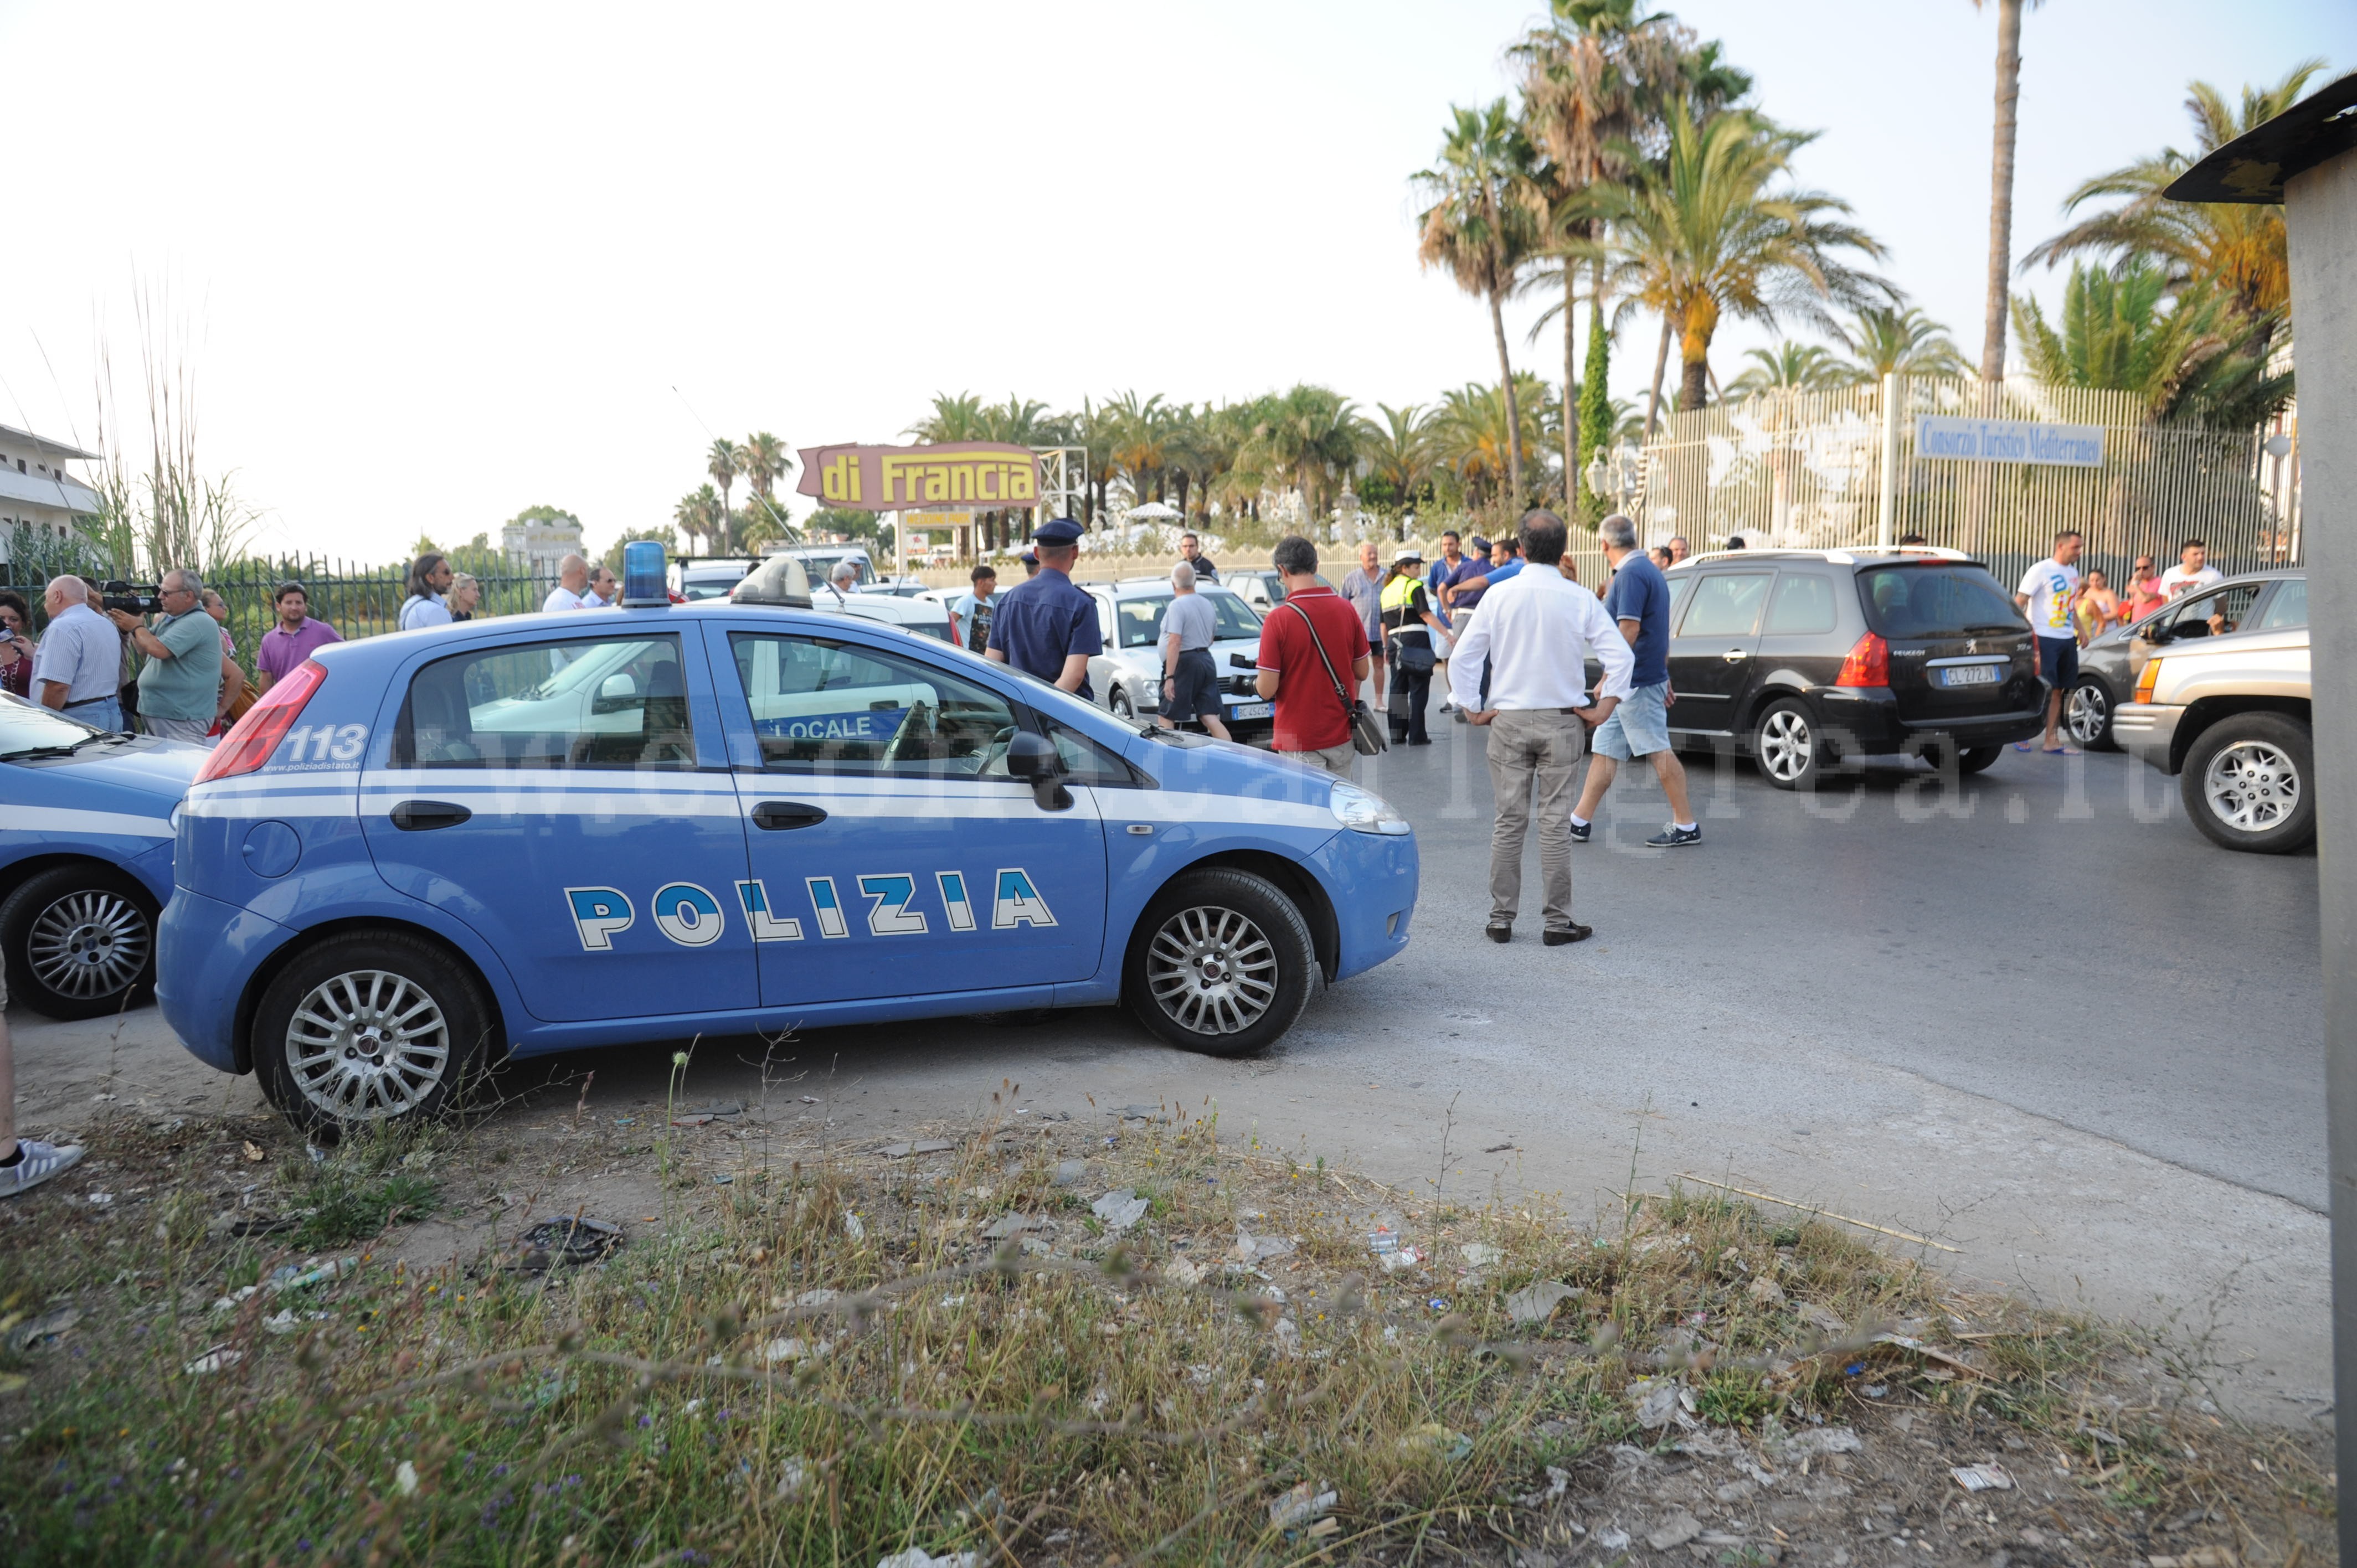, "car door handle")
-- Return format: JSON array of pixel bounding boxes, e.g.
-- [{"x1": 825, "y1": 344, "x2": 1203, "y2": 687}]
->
[
  {"x1": 389, "y1": 800, "x2": 471, "y2": 832},
  {"x1": 1721, "y1": 648, "x2": 1749, "y2": 663},
  {"x1": 750, "y1": 800, "x2": 828, "y2": 831}
]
